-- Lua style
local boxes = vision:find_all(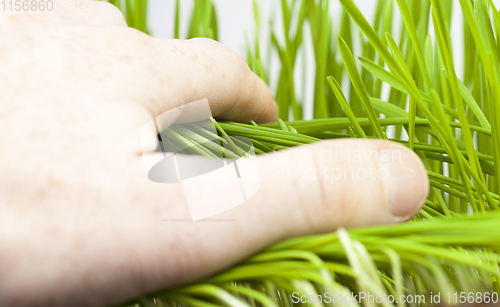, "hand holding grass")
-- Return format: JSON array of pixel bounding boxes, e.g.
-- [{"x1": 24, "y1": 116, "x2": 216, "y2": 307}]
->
[{"x1": 0, "y1": 1, "x2": 428, "y2": 306}]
